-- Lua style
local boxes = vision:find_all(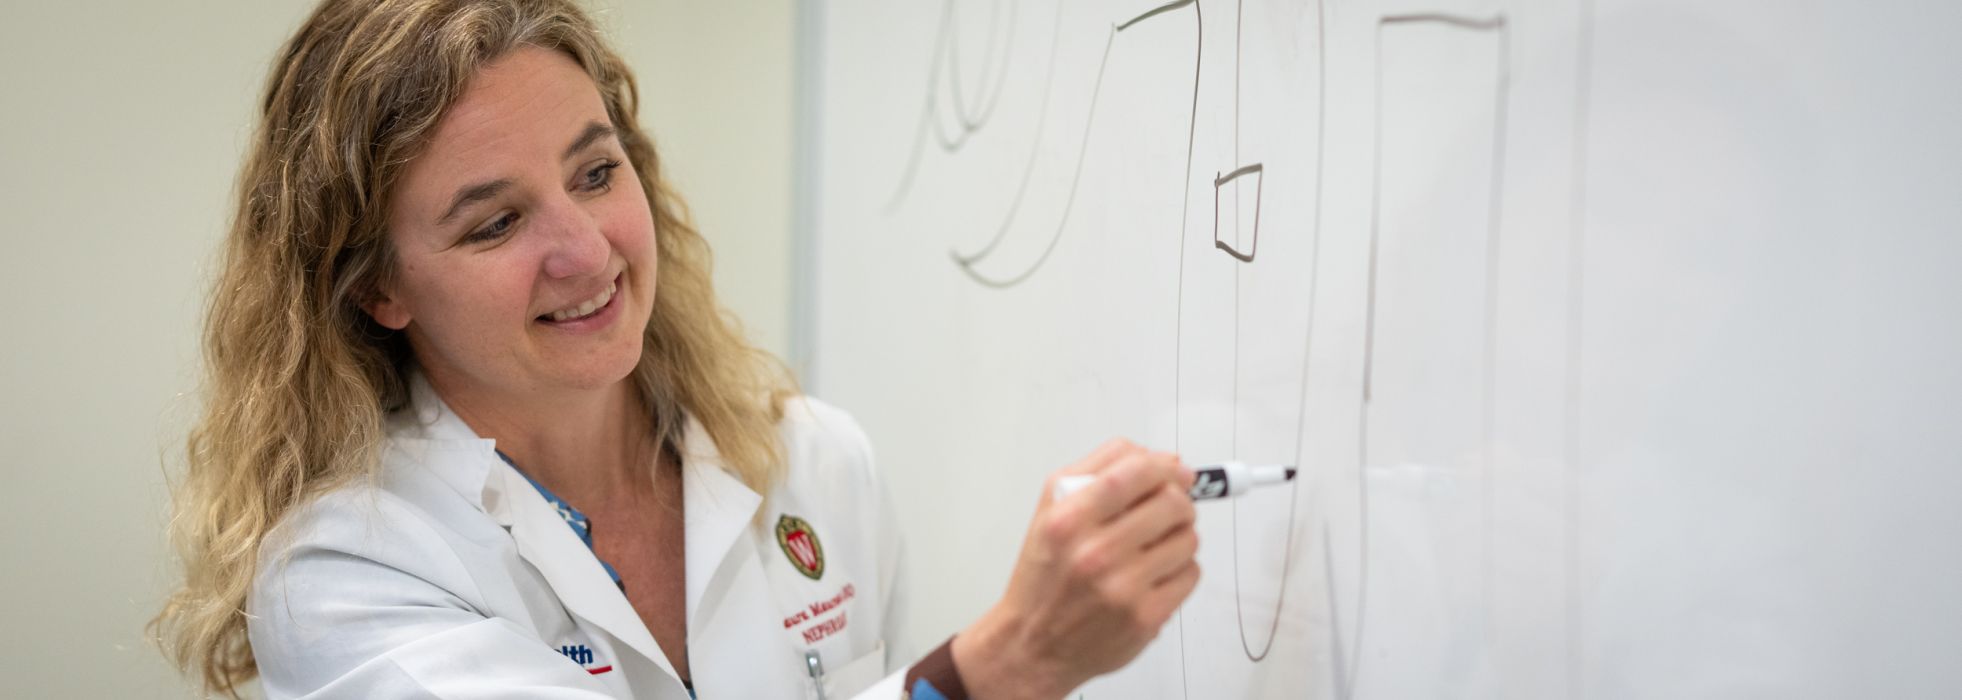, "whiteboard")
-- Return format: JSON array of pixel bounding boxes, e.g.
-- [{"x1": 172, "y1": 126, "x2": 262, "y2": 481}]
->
[{"x1": 807, "y1": 0, "x2": 1962, "y2": 697}]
